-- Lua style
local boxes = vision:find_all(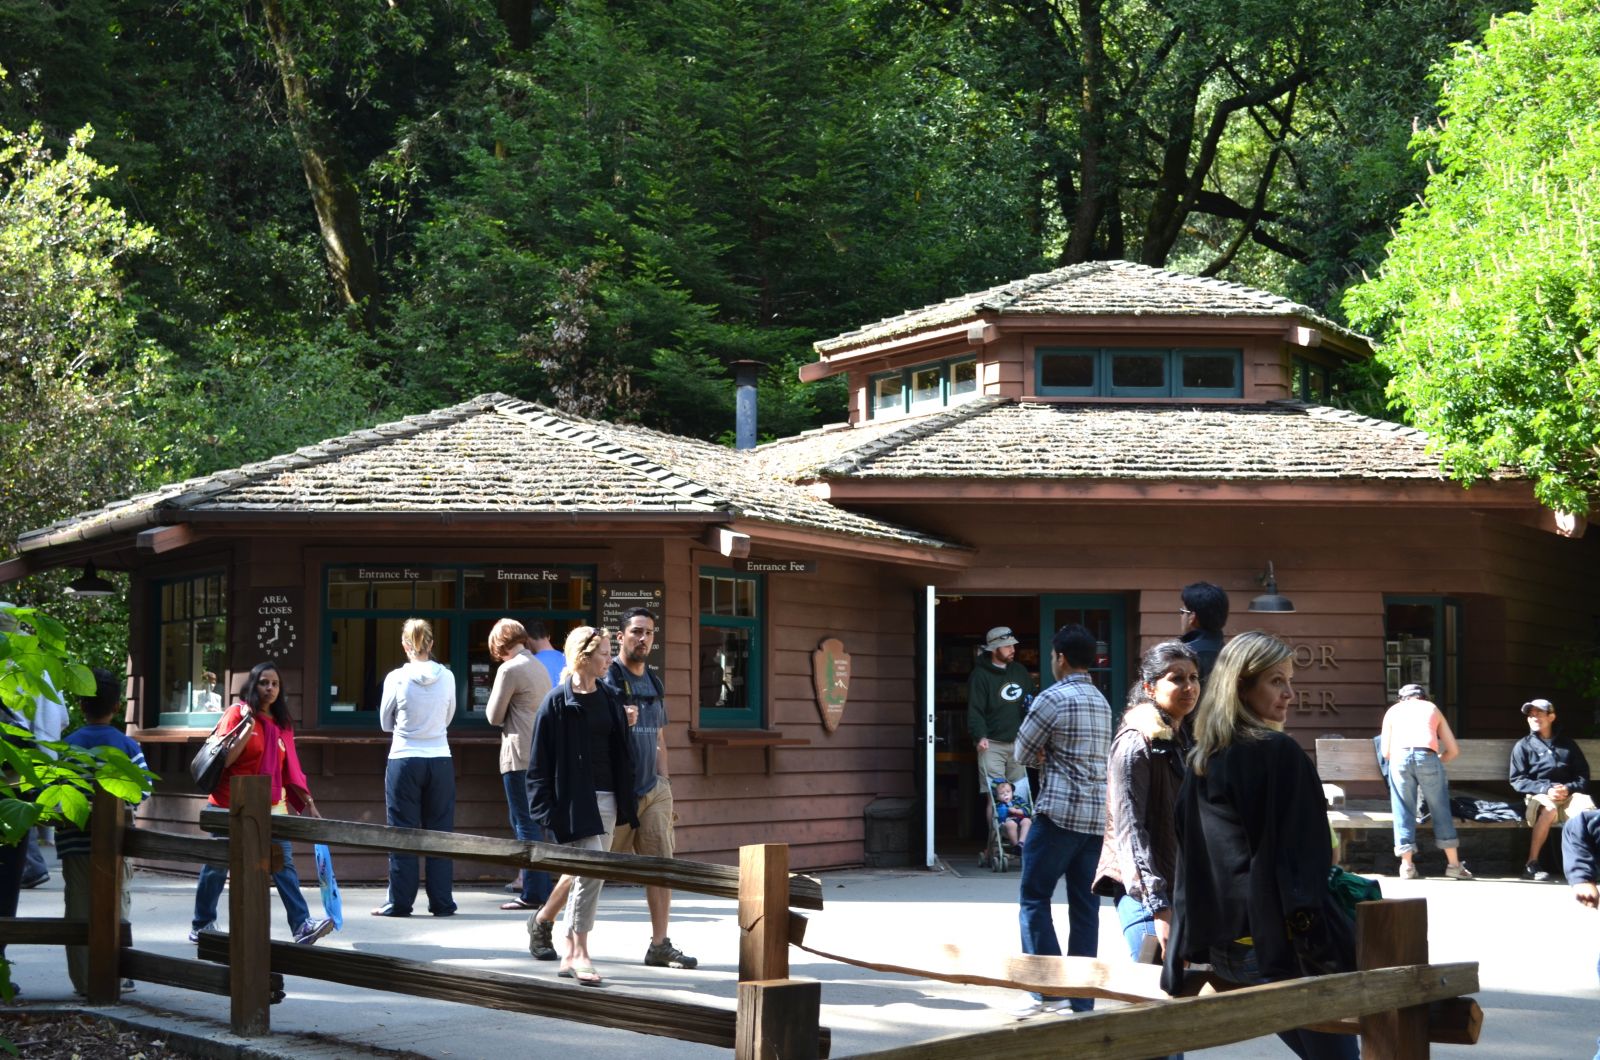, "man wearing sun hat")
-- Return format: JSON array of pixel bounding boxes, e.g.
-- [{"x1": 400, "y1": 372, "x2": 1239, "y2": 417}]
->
[
  {"x1": 968, "y1": 626, "x2": 1036, "y2": 784},
  {"x1": 1510, "y1": 698, "x2": 1594, "y2": 881}
]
